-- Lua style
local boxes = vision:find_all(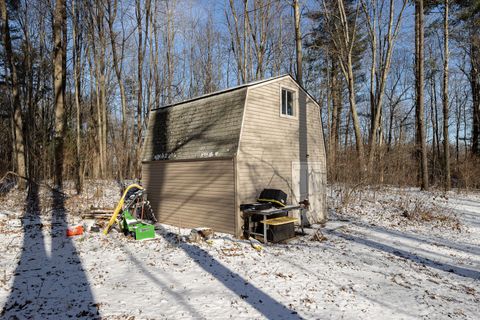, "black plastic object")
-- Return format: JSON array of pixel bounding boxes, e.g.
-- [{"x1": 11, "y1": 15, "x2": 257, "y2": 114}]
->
[
  {"x1": 240, "y1": 202, "x2": 273, "y2": 212},
  {"x1": 257, "y1": 189, "x2": 287, "y2": 207},
  {"x1": 254, "y1": 223, "x2": 295, "y2": 243},
  {"x1": 250, "y1": 212, "x2": 286, "y2": 223}
]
